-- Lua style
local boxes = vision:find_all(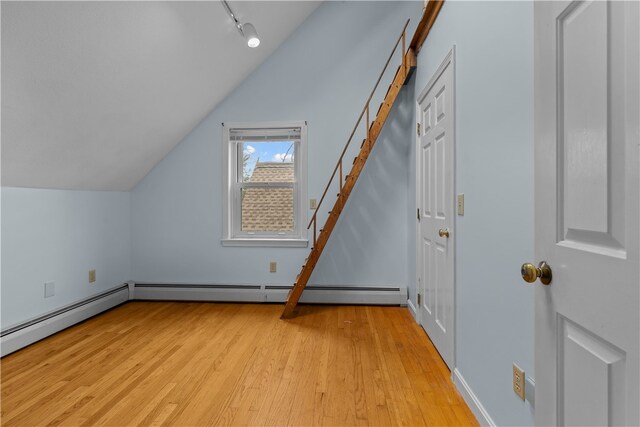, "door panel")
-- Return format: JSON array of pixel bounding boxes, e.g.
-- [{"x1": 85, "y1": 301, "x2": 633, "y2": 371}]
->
[
  {"x1": 534, "y1": 1, "x2": 639, "y2": 425},
  {"x1": 560, "y1": 1, "x2": 609, "y2": 236},
  {"x1": 417, "y1": 49, "x2": 455, "y2": 370},
  {"x1": 422, "y1": 238, "x2": 433, "y2": 315},
  {"x1": 560, "y1": 317, "x2": 627, "y2": 426},
  {"x1": 422, "y1": 143, "x2": 432, "y2": 217},
  {"x1": 435, "y1": 243, "x2": 446, "y2": 333},
  {"x1": 436, "y1": 133, "x2": 446, "y2": 219}
]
